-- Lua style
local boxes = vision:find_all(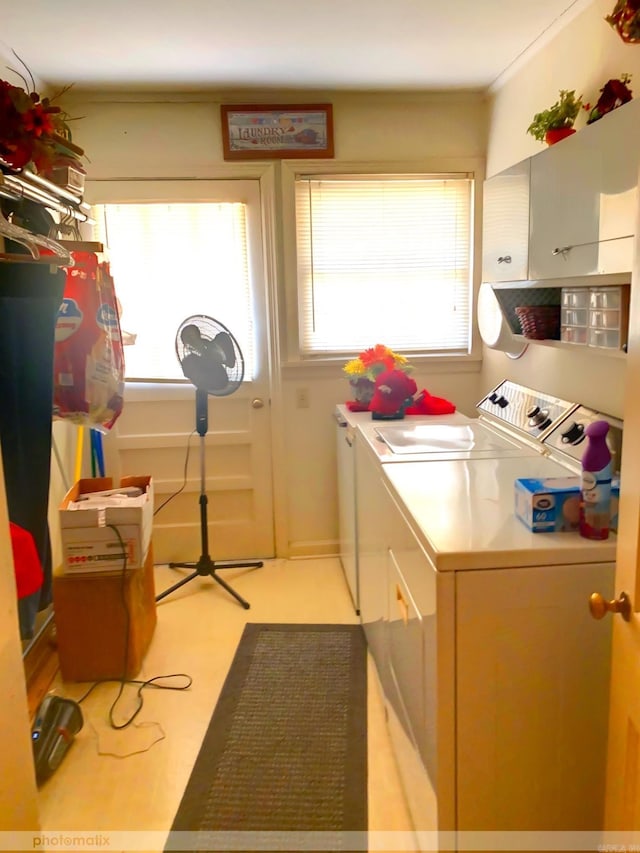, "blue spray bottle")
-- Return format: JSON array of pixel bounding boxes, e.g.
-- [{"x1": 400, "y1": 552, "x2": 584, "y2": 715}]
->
[{"x1": 579, "y1": 420, "x2": 612, "y2": 541}]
